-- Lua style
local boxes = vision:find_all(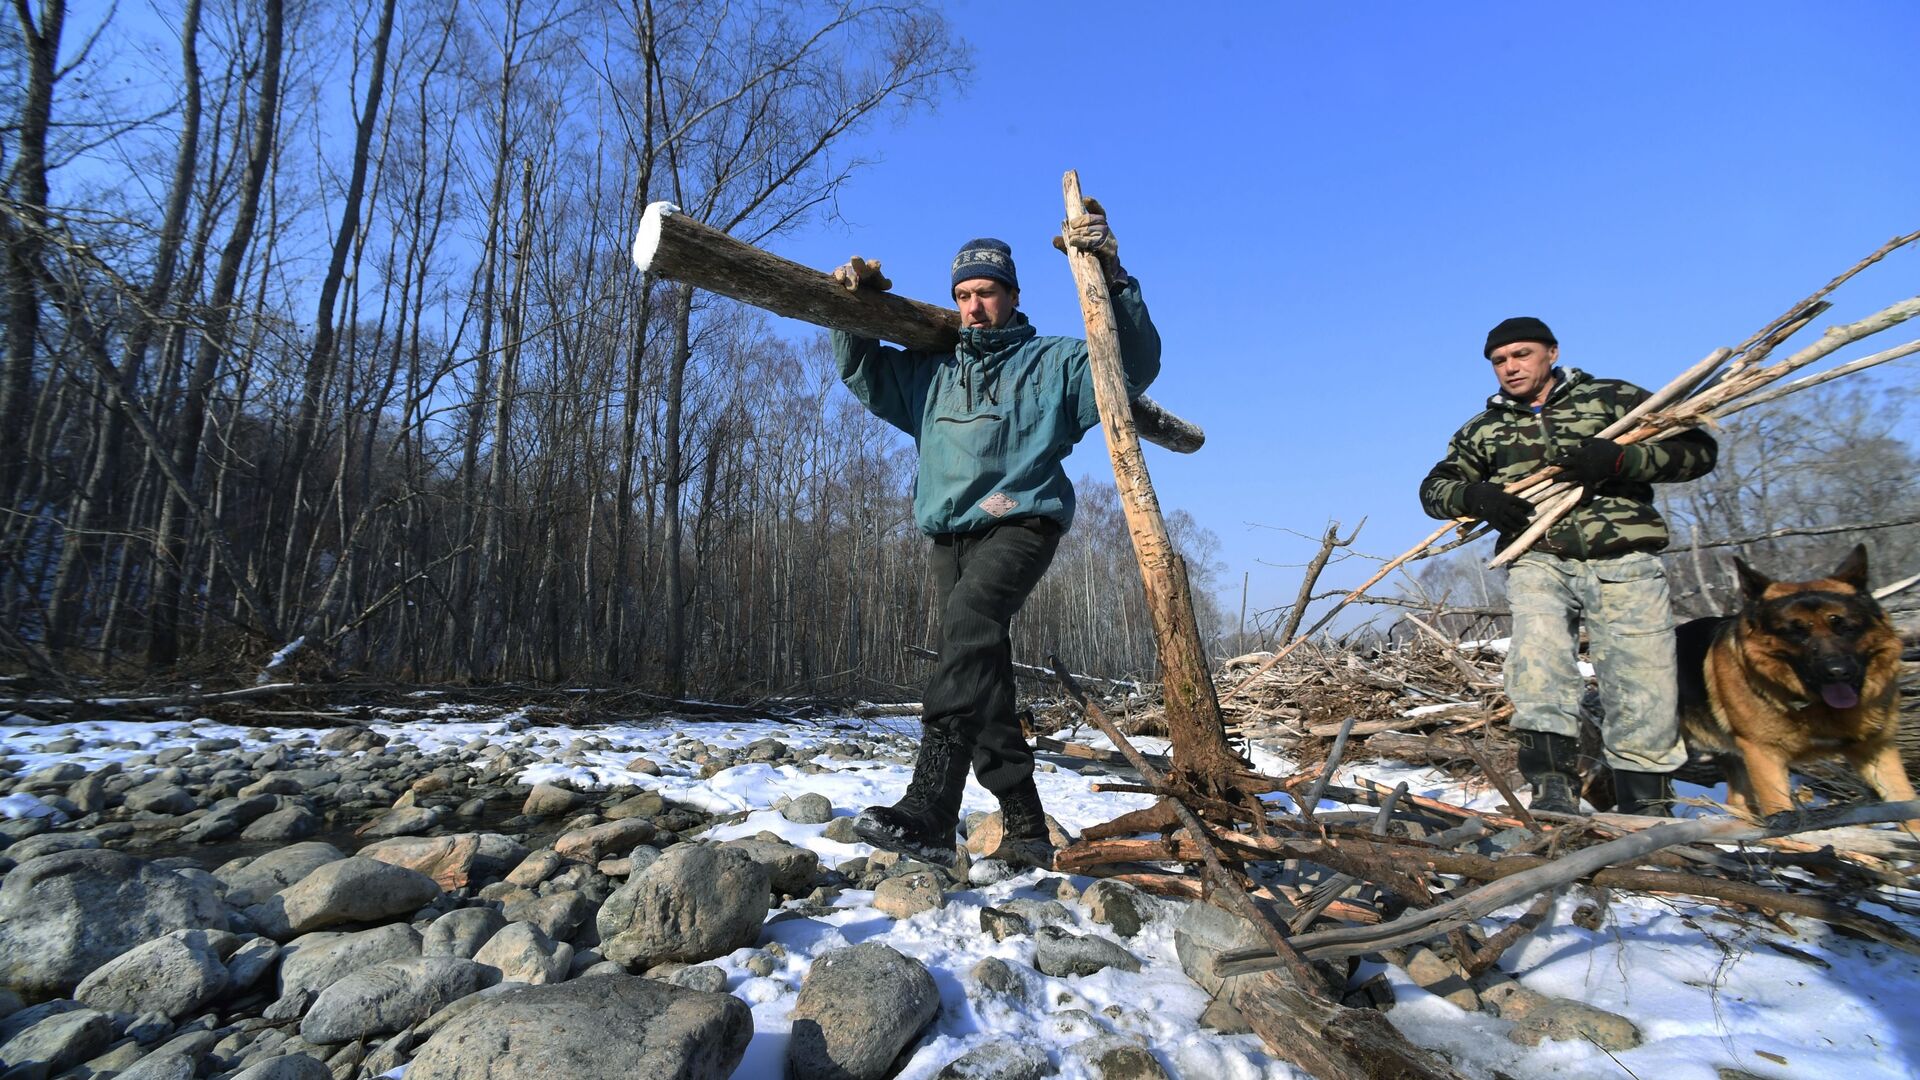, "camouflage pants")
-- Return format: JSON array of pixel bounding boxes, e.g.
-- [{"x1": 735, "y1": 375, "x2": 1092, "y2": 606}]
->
[{"x1": 1505, "y1": 550, "x2": 1687, "y2": 772}]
